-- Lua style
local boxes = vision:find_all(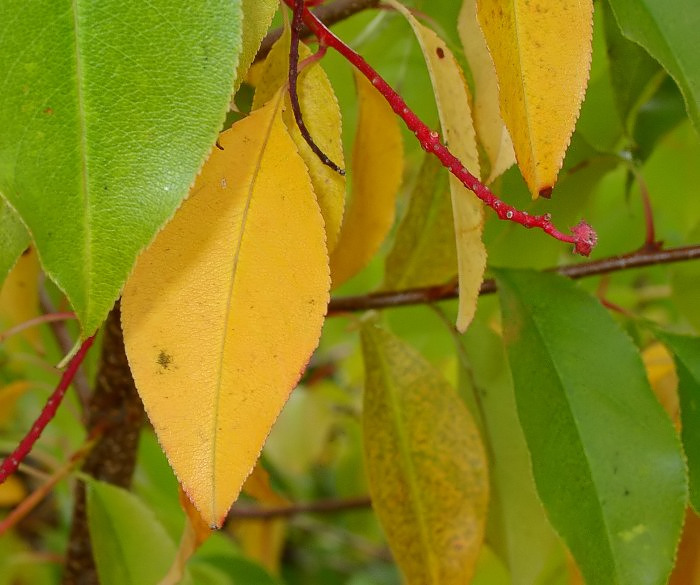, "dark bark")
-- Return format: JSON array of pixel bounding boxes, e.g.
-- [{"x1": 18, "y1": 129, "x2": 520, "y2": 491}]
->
[{"x1": 62, "y1": 304, "x2": 145, "y2": 585}]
